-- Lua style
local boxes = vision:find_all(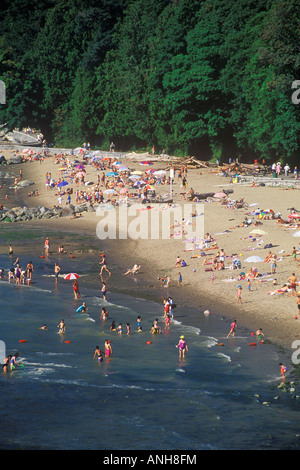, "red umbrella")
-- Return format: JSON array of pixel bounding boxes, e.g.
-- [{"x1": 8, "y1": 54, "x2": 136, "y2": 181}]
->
[
  {"x1": 64, "y1": 273, "x2": 80, "y2": 280},
  {"x1": 140, "y1": 161, "x2": 153, "y2": 165}
]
